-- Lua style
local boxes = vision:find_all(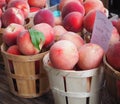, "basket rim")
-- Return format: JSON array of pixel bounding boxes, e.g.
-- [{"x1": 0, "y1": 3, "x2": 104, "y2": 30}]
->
[
  {"x1": 1, "y1": 43, "x2": 48, "y2": 61},
  {"x1": 103, "y1": 55, "x2": 120, "y2": 79},
  {"x1": 43, "y1": 53, "x2": 104, "y2": 78}
]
